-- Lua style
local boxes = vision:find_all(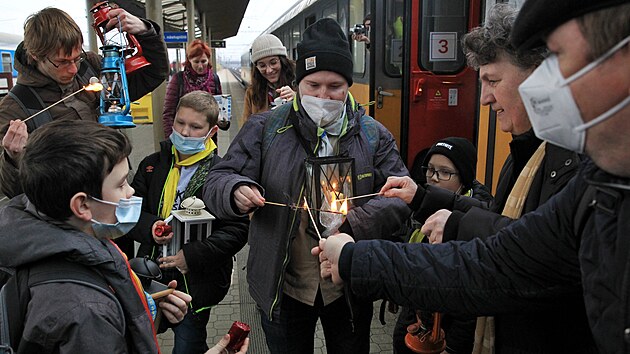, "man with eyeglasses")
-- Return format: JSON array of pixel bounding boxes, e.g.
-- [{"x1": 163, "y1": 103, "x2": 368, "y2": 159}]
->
[{"x1": 0, "y1": 6, "x2": 168, "y2": 199}]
